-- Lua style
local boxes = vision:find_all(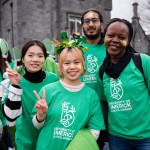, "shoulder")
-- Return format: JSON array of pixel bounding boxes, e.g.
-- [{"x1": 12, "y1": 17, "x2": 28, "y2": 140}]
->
[
  {"x1": 41, "y1": 81, "x2": 59, "y2": 91},
  {"x1": 45, "y1": 72, "x2": 58, "y2": 79},
  {"x1": 139, "y1": 53, "x2": 150, "y2": 65},
  {"x1": 140, "y1": 53, "x2": 150, "y2": 59},
  {"x1": 84, "y1": 84, "x2": 99, "y2": 96}
]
